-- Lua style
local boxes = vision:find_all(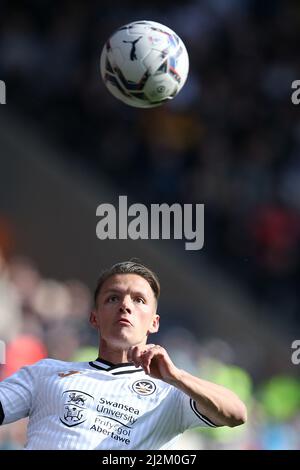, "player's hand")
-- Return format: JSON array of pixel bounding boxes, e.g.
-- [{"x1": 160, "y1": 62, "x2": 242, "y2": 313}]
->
[{"x1": 127, "y1": 344, "x2": 180, "y2": 383}]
